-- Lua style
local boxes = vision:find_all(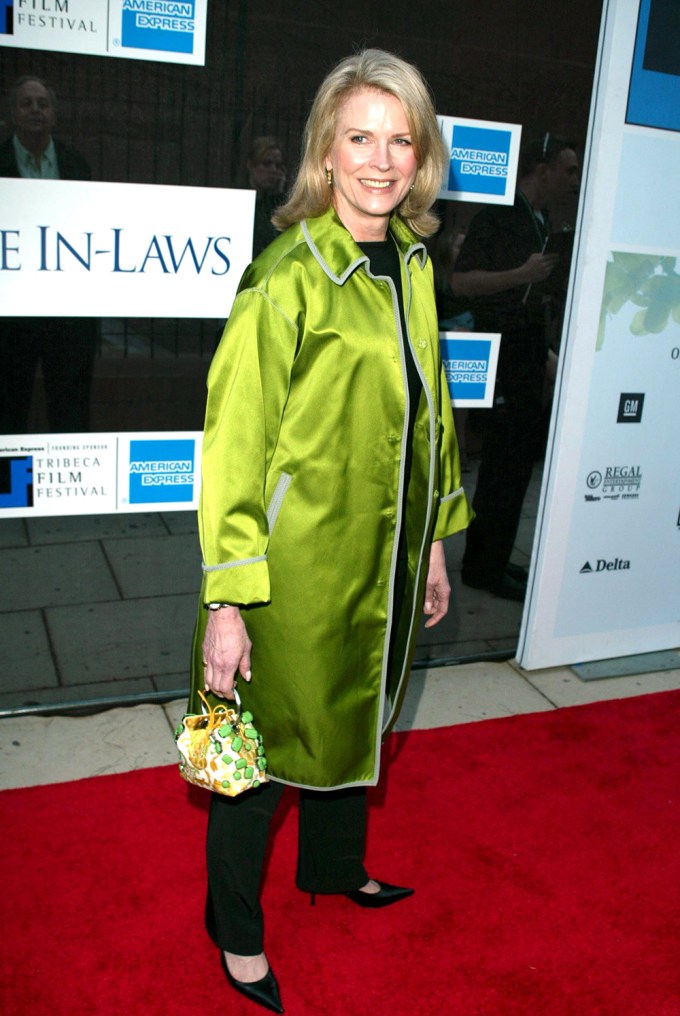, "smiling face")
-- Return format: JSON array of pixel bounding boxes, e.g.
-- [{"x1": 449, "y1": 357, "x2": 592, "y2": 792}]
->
[{"x1": 324, "y1": 87, "x2": 418, "y2": 241}]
